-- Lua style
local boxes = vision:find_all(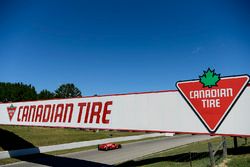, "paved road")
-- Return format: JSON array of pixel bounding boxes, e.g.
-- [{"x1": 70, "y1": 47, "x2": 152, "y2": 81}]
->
[{"x1": 2, "y1": 135, "x2": 216, "y2": 167}]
